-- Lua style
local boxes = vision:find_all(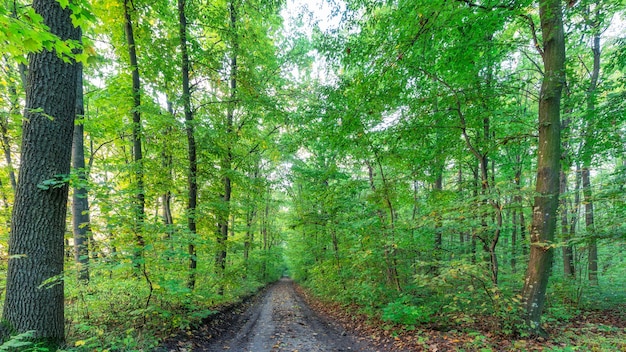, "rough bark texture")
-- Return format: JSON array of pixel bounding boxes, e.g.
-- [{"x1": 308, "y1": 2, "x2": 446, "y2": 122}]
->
[
  {"x1": 521, "y1": 0, "x2": 565, "y2": 336},
  {"x1": 178, "y1": 0, "x2": 198, "y2": 290},
  {"x1": 1, "y1": 0, "x2": 78, "y2": 345},
  {"x1": 72, "y1": 58, "x2": 90, "y2": 282}
]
